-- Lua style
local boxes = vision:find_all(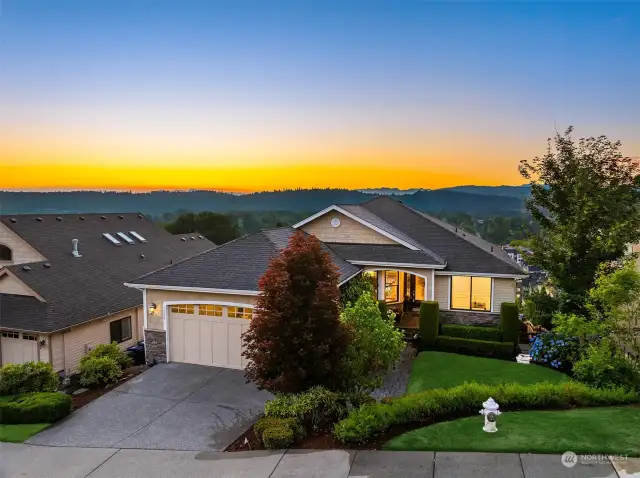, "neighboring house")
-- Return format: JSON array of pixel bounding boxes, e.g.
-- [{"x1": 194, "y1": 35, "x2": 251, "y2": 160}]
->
[
  {"x1": 127, "y1": 196, "x2": 526, "y2": 370},
  {"x1": 0, "y1": 213, "x2": 213, "y2": 374}
]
